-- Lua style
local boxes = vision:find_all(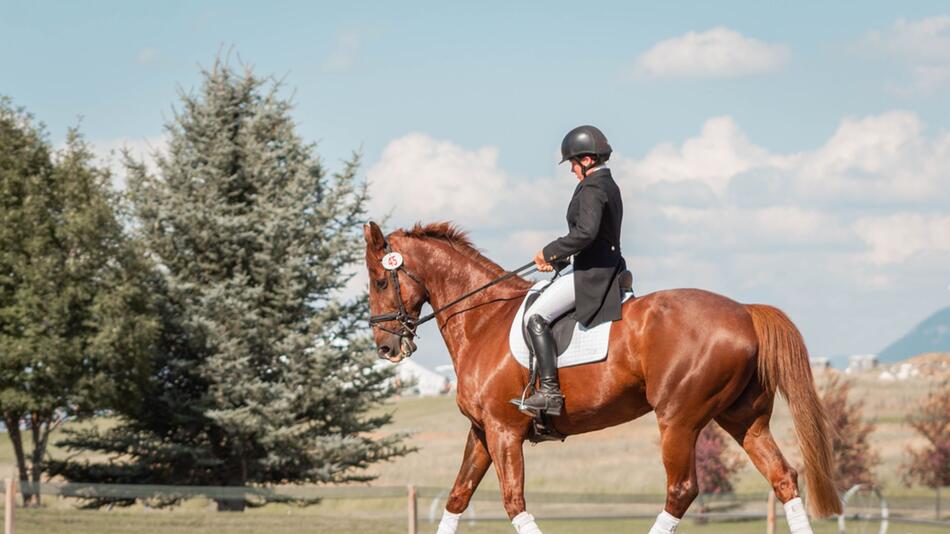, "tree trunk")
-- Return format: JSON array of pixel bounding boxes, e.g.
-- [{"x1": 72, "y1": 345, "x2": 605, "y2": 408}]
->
[
  {"x1": 29, "y1": 412, "x2": 53, "y2": 507},
  {"x1": 3, "y1": 412, "x2": 32, "y2": 506},
  {"x1": 214, "y1": 455, "x2": 247, "y2": 512},
  {"x1": 215, "y1": 498, "x2": 247, "y2": 512}
]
